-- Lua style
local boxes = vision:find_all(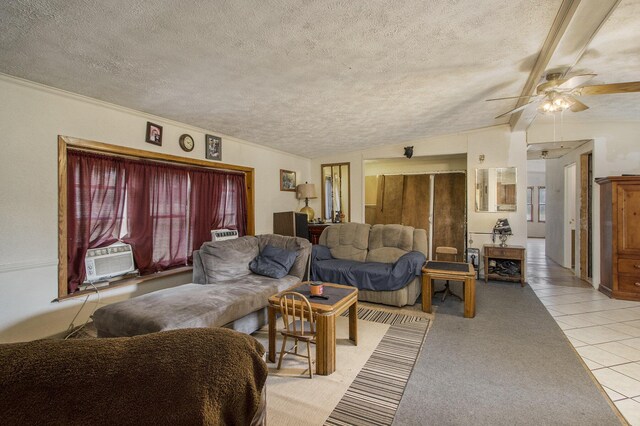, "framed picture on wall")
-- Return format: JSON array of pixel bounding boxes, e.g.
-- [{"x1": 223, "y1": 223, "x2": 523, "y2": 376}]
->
[
  {"x1": 205, "y1": 134, "x2": 222, "y2": 161},
  {"x1": 145, "y1": 122, "x2": 163, "y2": 146},
  {"x1": 280, "y1": 169, "x2": 296, "y2": 191}
]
